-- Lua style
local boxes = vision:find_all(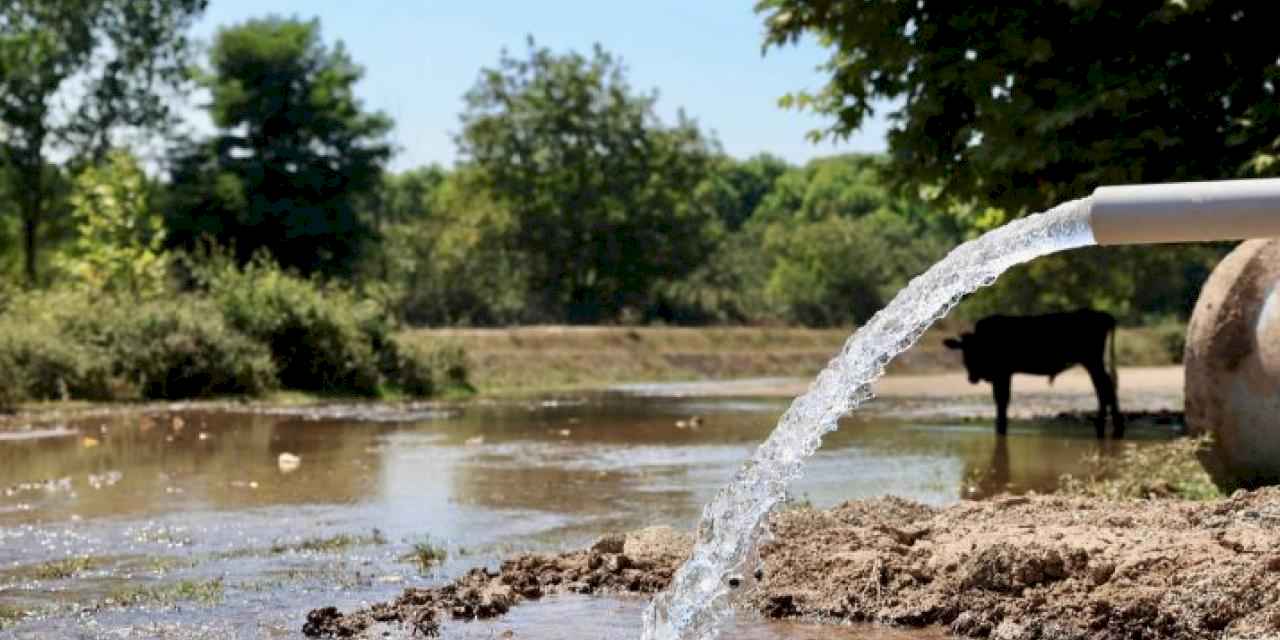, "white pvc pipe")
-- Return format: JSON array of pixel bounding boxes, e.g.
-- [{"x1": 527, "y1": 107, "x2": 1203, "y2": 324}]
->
[{"x1": 1090, "y1": 178, "x2": 1280, "y2": 245}]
